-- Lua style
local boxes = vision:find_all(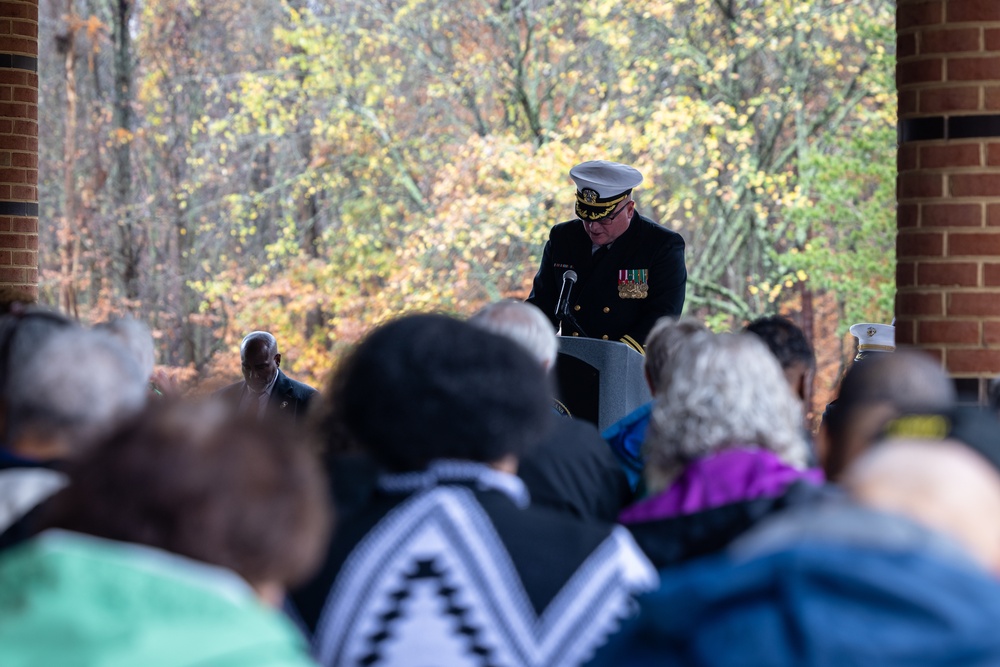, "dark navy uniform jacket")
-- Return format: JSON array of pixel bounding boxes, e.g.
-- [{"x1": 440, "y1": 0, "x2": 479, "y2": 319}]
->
[
  {"x1": 527, "y1": 212, "x2": 686, "y2": 346},
  {"x1": 216, "y1": 369, "x2": 317, "y2": 424}
]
